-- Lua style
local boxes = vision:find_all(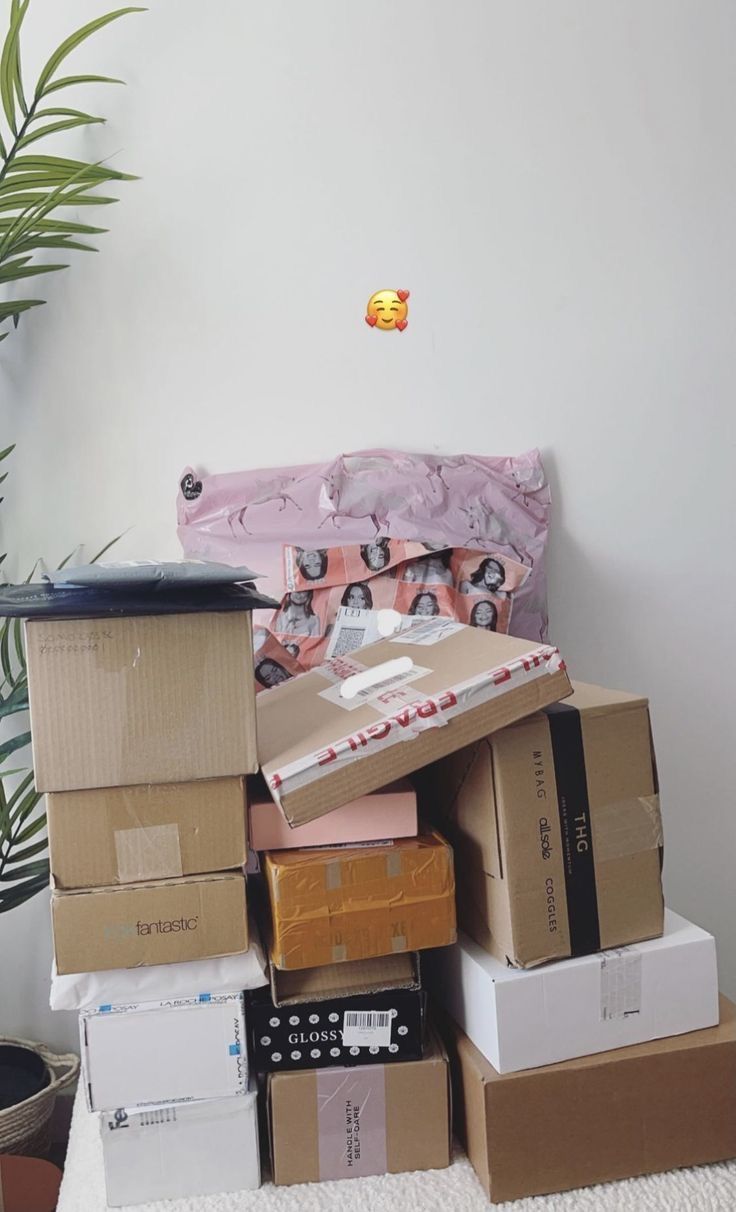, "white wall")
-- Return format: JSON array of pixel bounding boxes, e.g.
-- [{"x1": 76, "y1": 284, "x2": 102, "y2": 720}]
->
[{"x1": 1, "y1": 0, "x2": 734, "y2": 1053}]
